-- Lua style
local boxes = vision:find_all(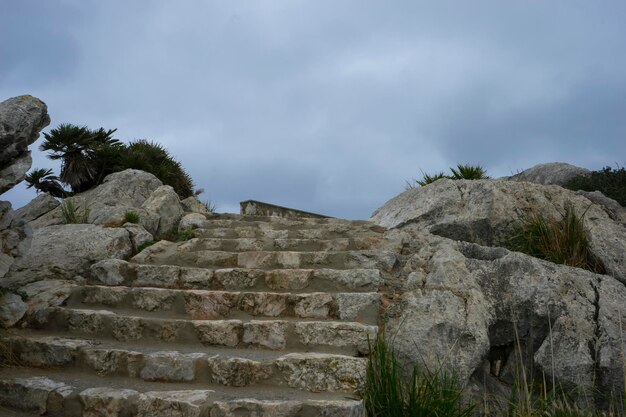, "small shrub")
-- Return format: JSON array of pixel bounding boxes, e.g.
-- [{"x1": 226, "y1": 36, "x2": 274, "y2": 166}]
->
[
  {"x1": 505, "y1": 205, "x2": 604, "y2": 273},
  {"x1": 124, "y1": 210, "x2": 140, "y2": 224},
  {"x1": 363, "y1": 332, "x2": 475, "y2": 417},
  {"x1": 137, "y1": 240, "x2": 154, "y2": 252},
  {"x1": 565, "y1": 165, "x2": 626, "y2": 207},
  {"x1": 203, "y1": 200, "x2": 216, "y2": 214},
  {"x1": 449, "y1": 163, "x2": 489, "y2": 180},
  {"x1": 176, "y1": 229, "x2": 195, "y2": 242},
  {"x1": 407, "y1": 164, "x2": 489, "y2": 188},
  {"x1": 60, "y1": 200, "x2": 90, "y2": 224}
]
